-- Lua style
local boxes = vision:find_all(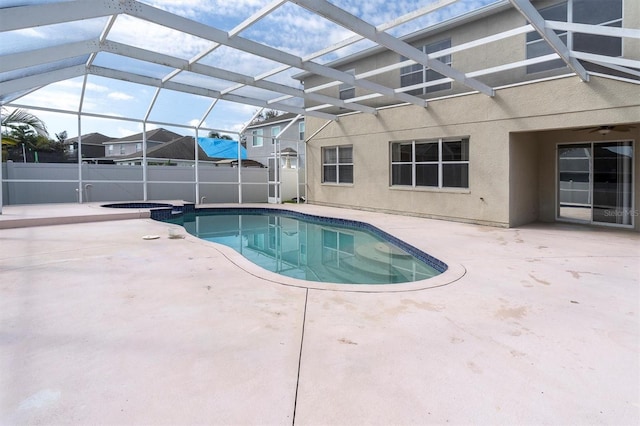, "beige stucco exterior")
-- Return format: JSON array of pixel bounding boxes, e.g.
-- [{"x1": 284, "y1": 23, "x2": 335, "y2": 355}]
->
[
  {"x1": 304, "y1": 75, "x2": 639, "y2": 230},
  {"x1": 300, "y1": 0, "x2": 639, "y2": 231}
]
